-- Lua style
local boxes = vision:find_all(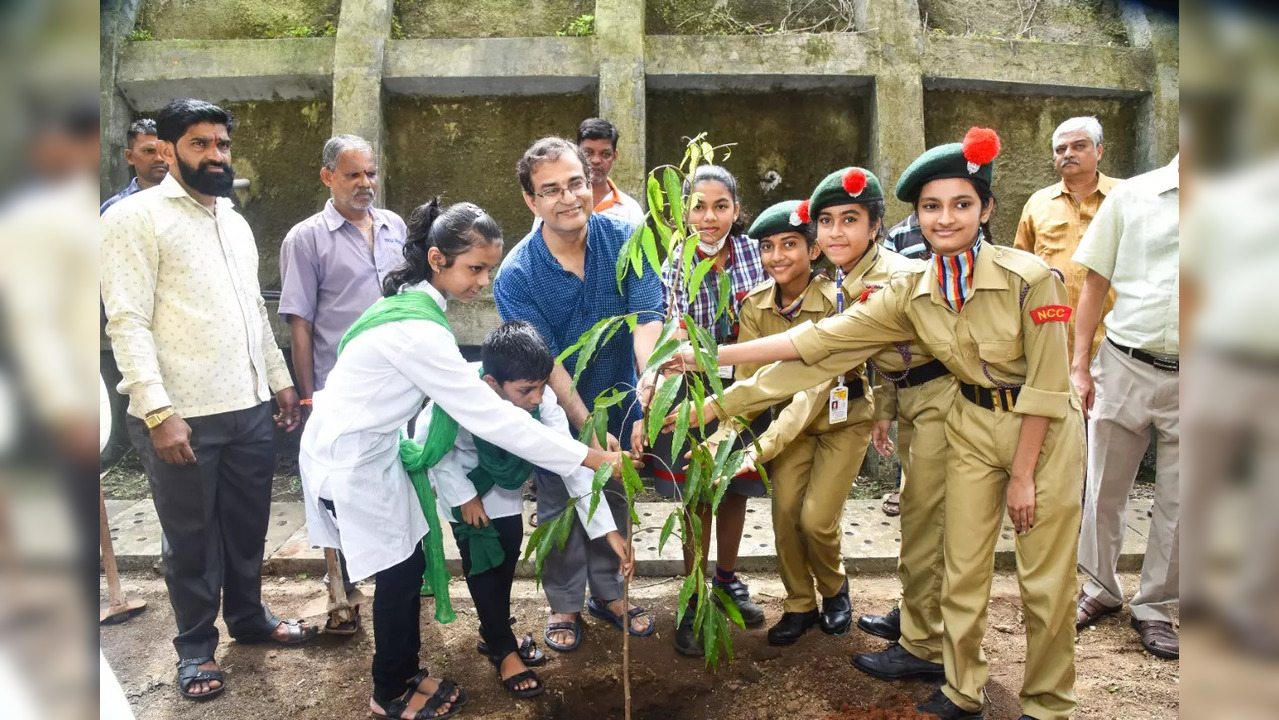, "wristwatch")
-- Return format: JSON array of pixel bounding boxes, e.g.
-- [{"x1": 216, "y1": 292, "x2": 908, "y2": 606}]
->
[{"x1": 144, "y1": 407, "x2": 175, "y2": 430}]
